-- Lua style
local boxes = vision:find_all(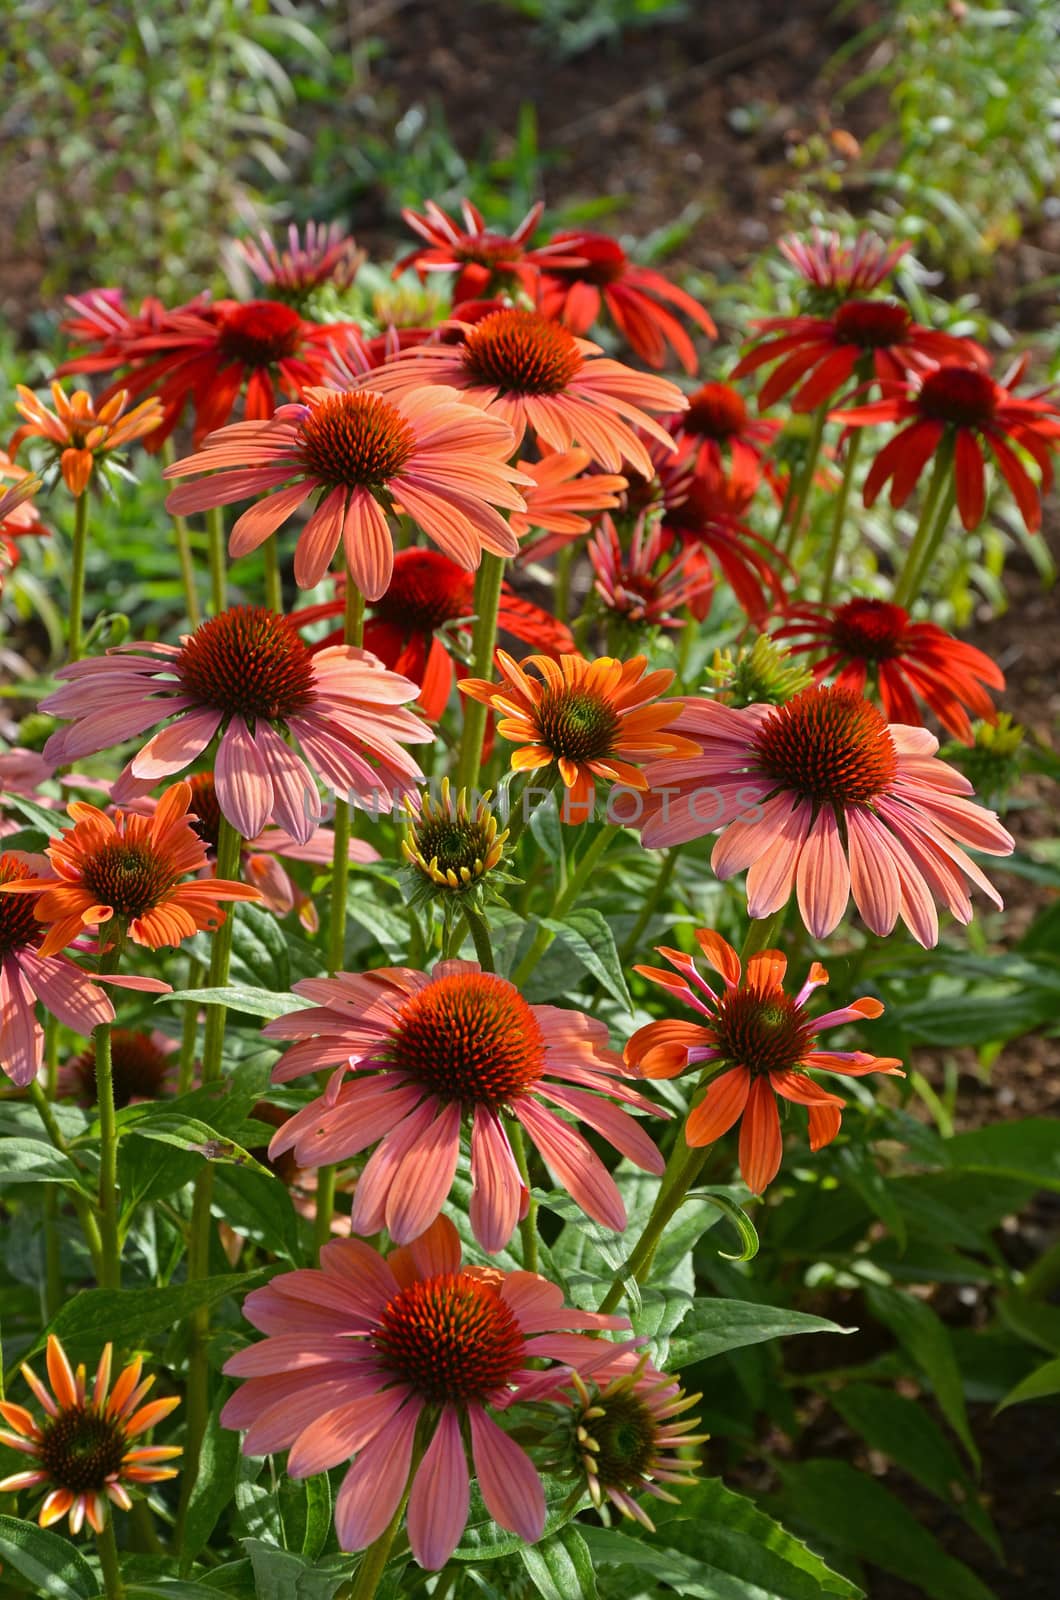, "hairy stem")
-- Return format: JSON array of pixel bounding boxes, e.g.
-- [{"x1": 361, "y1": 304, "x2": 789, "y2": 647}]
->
[
  {"x1": 456, "y1": 552, "x2": 506, "y2": 791},
  {"x1": 68, "y1": 491, "x2": 90, "y2": 661},
  {"x1": 206, "y1": 504, "x2": 227, "y2": 615},
  {"x1": 163, "y1": 437, "x2": 201, "y2": 628}
]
